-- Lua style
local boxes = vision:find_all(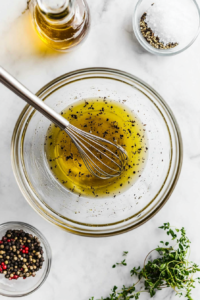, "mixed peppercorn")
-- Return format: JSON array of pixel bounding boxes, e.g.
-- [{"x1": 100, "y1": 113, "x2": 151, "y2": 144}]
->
[{"x1": 0, "y1": 229, "x2": 44, "y2": 280}]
